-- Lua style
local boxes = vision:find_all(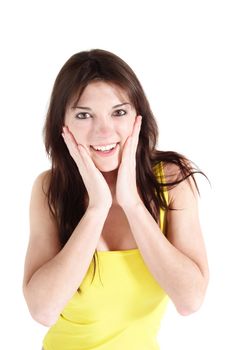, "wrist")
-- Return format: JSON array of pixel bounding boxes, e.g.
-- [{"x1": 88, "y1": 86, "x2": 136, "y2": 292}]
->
[
  {"x1": 86, "y1": 205, "x2": 111, "y2": 215},
  {"x1": 120, "y1": 198, "x2": 143, "y2": 212}
]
